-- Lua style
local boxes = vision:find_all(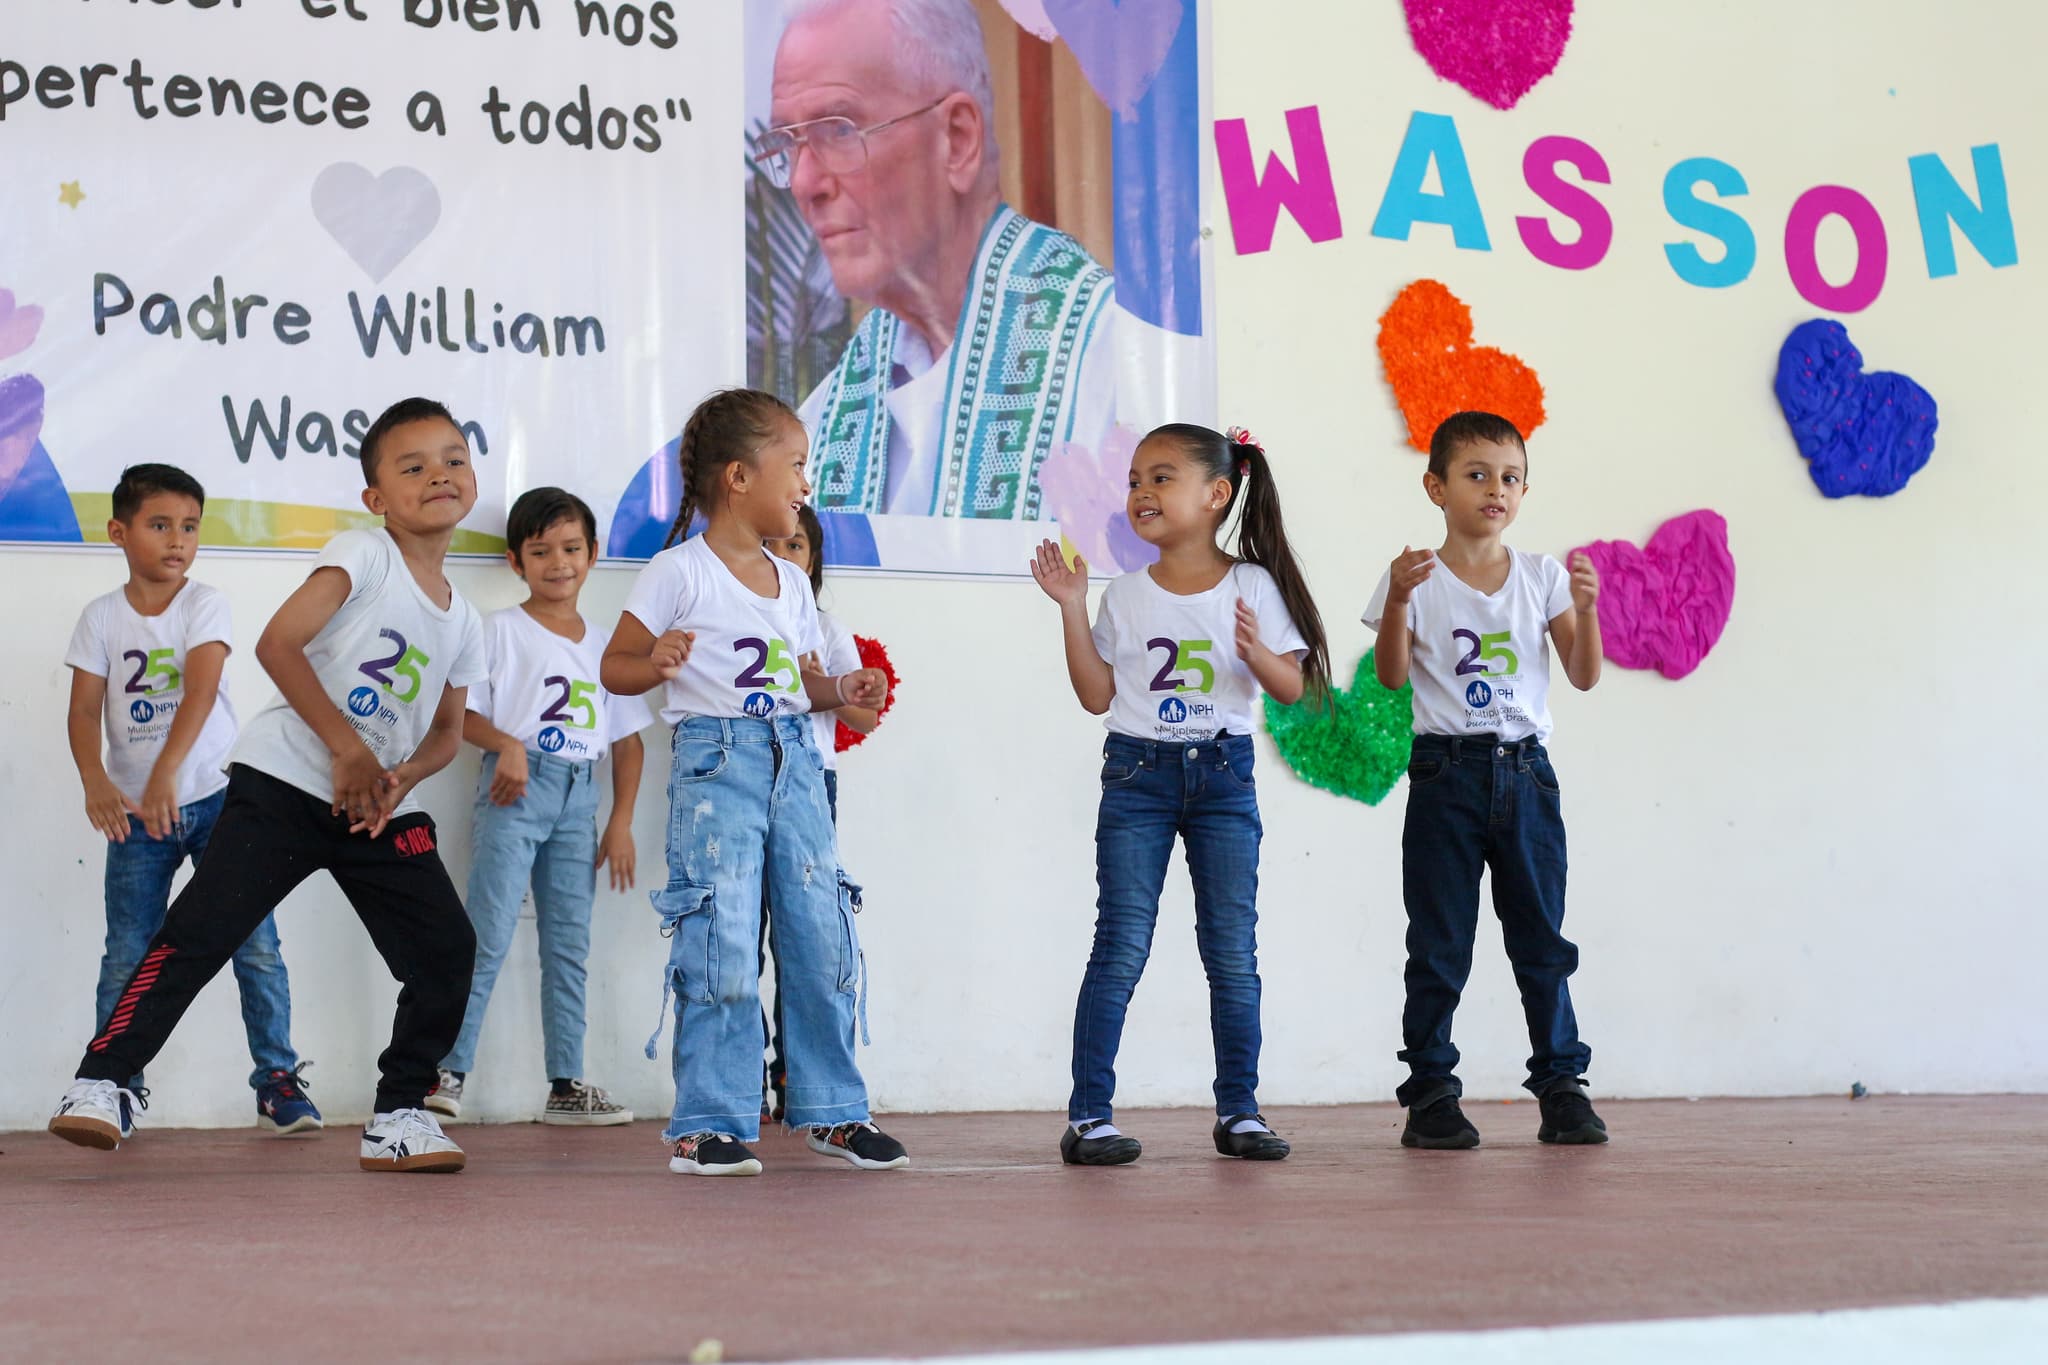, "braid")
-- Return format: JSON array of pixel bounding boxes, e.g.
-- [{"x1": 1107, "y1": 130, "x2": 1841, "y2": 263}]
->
[
  {"x1": 661, "y1": 405, "x2": 711, "y2": 549},
  {"x1": 660, "y1": 388, "x2": 796, "y2": 550}
]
